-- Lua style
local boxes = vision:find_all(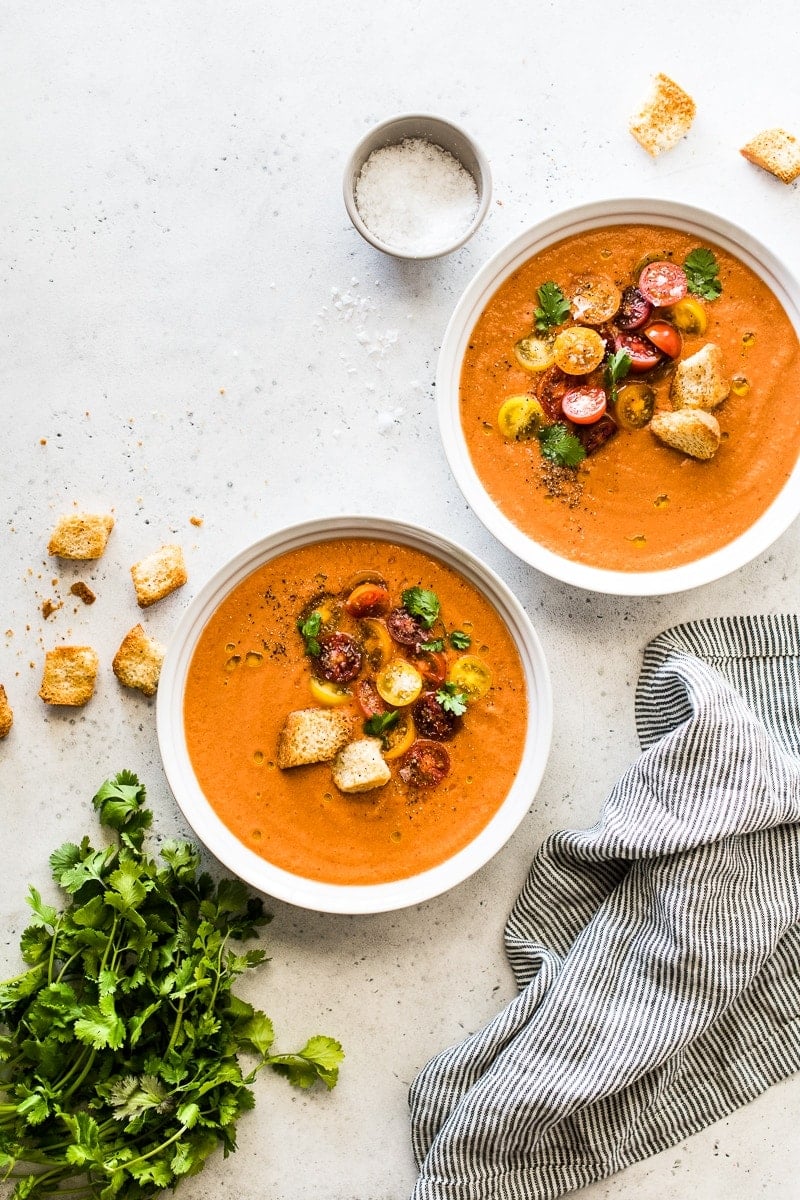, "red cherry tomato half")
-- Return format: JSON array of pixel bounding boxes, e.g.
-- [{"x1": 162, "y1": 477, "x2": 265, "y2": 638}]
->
[
  {"x1": 561, "y1": 386, "x2": 607, "y2": 425},
  {"x1": 399, "y1": 740, "x2": 451, "y2": 788},
  {"x1": 413, "y1": 692, "x2": 461, "y2": 741},
  {"x1": 386, "y1": 607, "x2": 427, "y2": 647},
  {"x1": 643, "y1": 321, "x2": 683, "y2": 359},
  {"x1": 638, "y1": 261, "x2": 688, "y2": 307},
  {"x1": 354, "y1": 679, "x2": 386, "y2": 719},
  {"x1": 614, "y1": 332, "x2": 663, "y2": 374},
  {"x1": 344, "y1": 583, "x2": 390, "y2": 618},
  {"x1": 316, "y1": 633, "x2": 363, "y2": 683},
  {"x1": 409, "y1": 649, "x2": 448, "y2": 687}
]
